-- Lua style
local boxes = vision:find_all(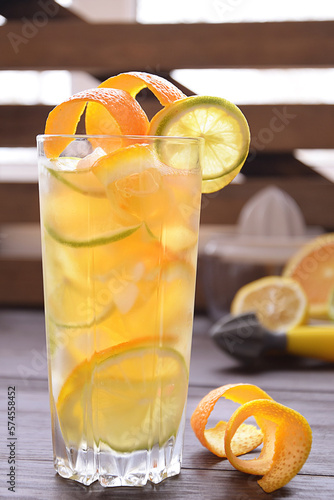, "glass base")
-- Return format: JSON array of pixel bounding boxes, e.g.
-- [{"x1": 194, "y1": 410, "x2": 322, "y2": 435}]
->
[
  {"x1": 53, "y1": 412, "x2": 185, "y2": 487},
  {"x1": 55, "y1": 437, "x2": 182, "y2": 487}
]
